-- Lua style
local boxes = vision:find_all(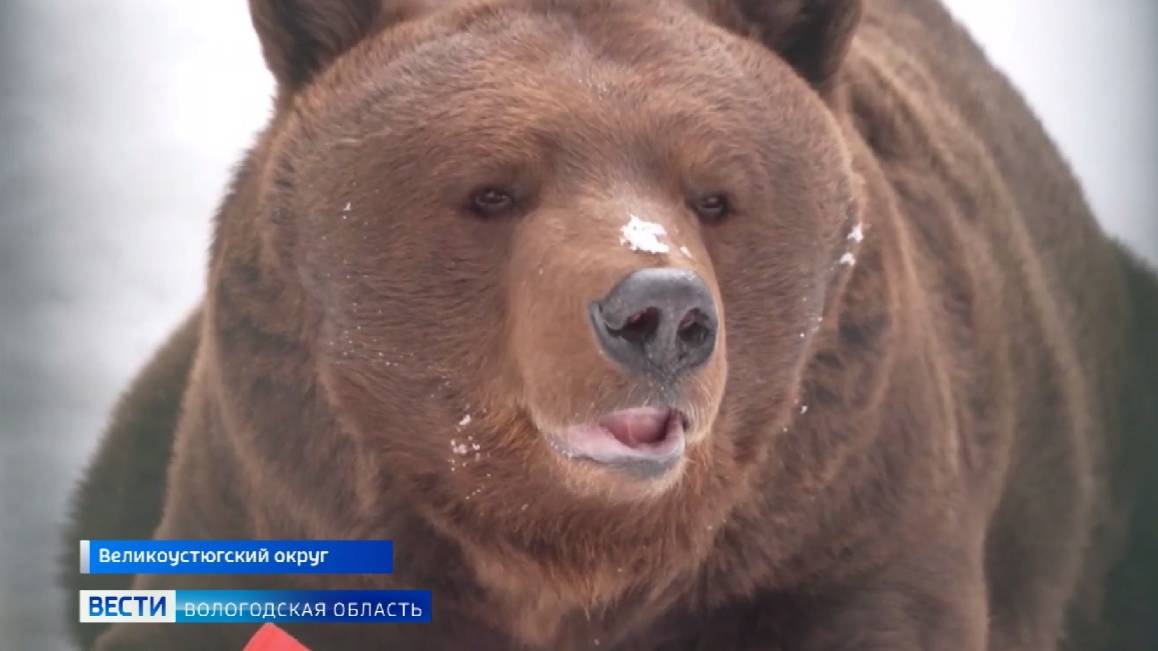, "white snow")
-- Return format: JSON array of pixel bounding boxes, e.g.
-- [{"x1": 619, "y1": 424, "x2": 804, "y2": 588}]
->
[
  {"x1": 839, "y1": 252, "x2": 856, "y2": 266},
  {"x1": 679, "y1": 245, "x2": 693, "y2": 259},
  {"x1": 458, "y1": 414, "x2": 472, "y2": 427},
  {"x1": 620, "y1": 215, "x2": 669, "y2": 254},
  {"x1": 848, "y1": 222, "x2": 864, "y2": 243},
  {"x1": 800, "y1": 404, "x2": 809, "y2": 414}
]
